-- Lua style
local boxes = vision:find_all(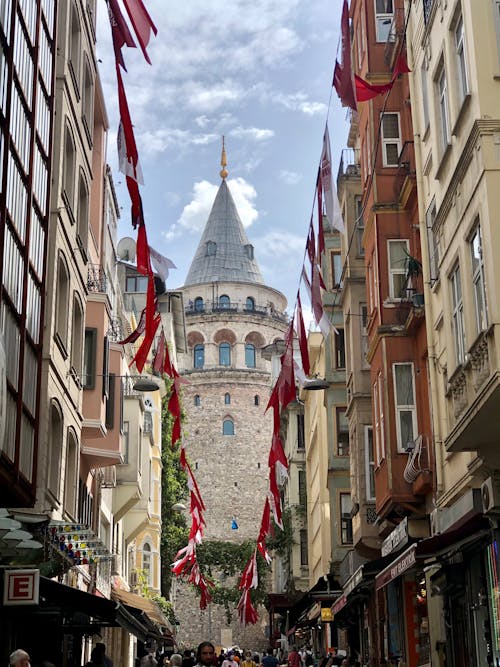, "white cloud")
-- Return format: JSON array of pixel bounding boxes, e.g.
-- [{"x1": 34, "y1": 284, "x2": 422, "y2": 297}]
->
[
  {"x1": 164, "y1": 177, "x2": 258, "y2": 240},
  {"x1": 229, "y1": 126, "x2": 274, "y2": 141},
  {"x1": 273, "y1": 91, "x2": 327, "y2": 116},
  {"x1": 279, "y1": 170, "x2": 302, "y2": 185}
]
